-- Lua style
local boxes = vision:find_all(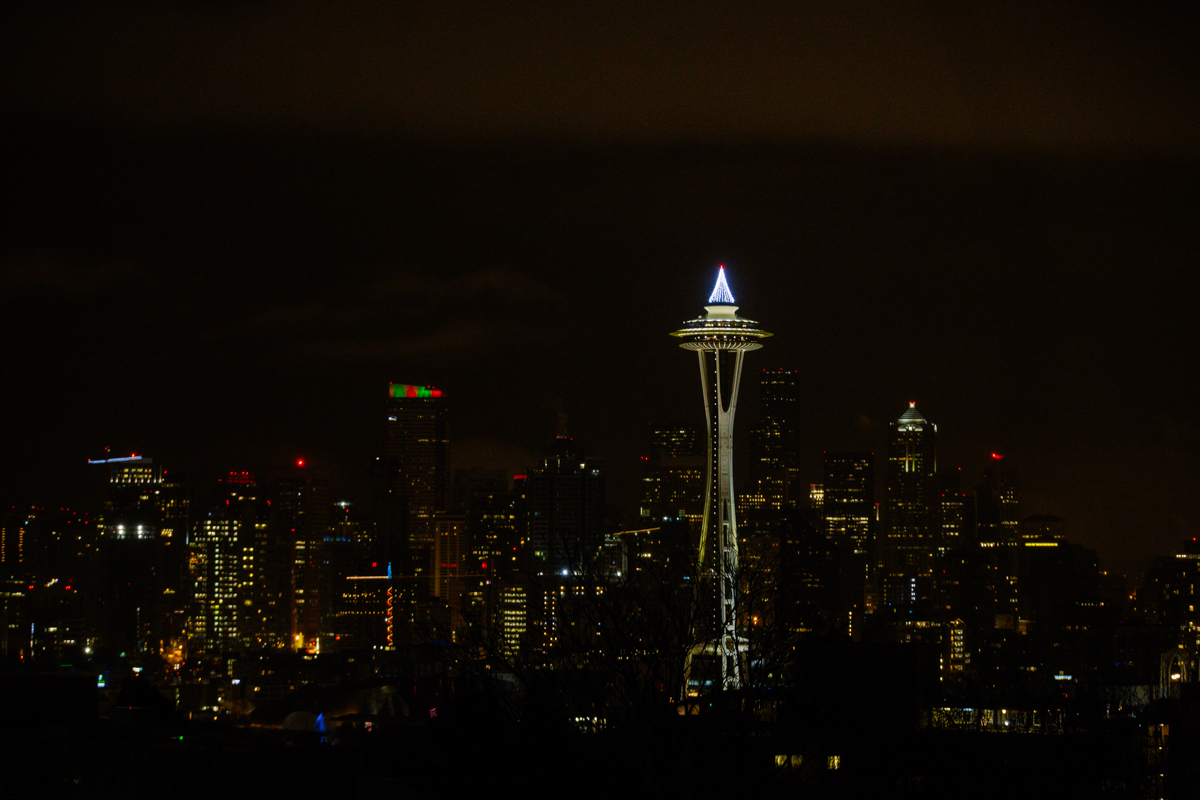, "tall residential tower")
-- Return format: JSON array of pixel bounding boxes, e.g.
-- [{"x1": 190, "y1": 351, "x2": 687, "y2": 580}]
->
[{"x1": 671, "y1": 266, "x2": 771, "y2": 692}]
